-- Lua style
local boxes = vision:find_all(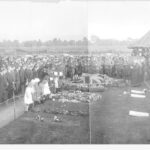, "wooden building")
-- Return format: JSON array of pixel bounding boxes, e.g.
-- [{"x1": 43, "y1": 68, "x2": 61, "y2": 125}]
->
[{"x1": 129, "y1": 31, "x2": 150, "y2": 58}]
